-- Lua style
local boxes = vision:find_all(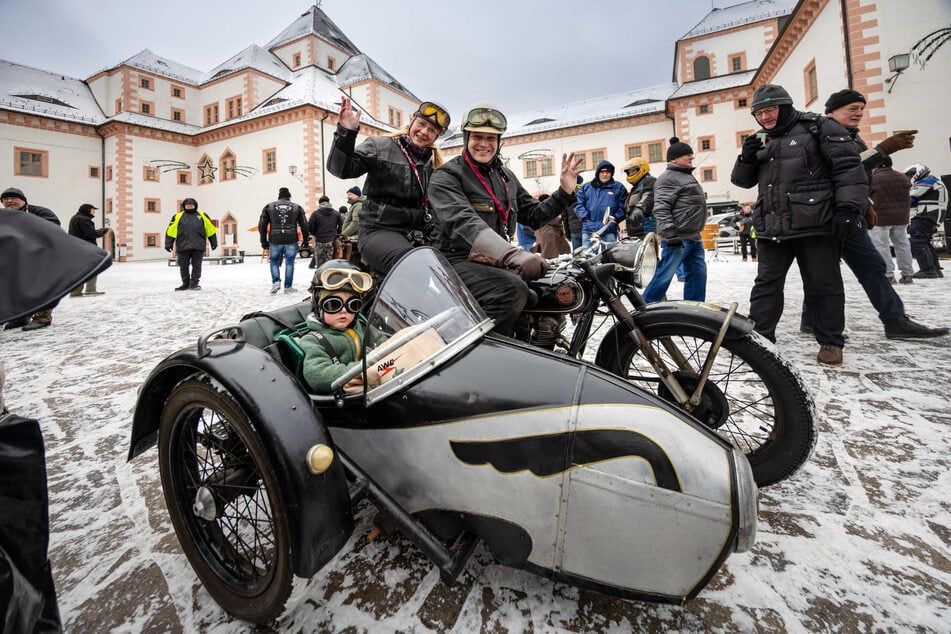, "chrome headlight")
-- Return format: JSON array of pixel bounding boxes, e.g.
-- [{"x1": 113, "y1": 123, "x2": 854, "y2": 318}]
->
[
  {"x1": 732, "y1": 447, "x2": 758, "y2": 553},
  {"x1": 602, "y1": 233, "x2": 659, "y2": 288}
]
